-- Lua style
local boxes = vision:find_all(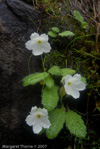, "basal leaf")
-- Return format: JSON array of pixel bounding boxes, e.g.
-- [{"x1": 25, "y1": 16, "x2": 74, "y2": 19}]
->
[
  {"x1": 44, "y1": 75, "x2": 54, "y2": 88},
  {"x1": 23, "y1": 72, "x2": 49, "y2": 86},
  {"x1": 66, "y1": 110, "x2": 87, "y2": 138},
  {"x1": 59, "y1": 31, "x2": 75, "y2": 37},
  {"x1": 52, "y1": 27, "x2": 60, "y2": 33},
  {"x1": 48, "y1": 31, "x2": 57, "y2": 37},
  {"x1": 48, "y1": 66, "x2": 61, "y2": 75},
  {"x1": 42, "y1": 86, "x2": 59, "y2": 111},
  {"x1": 61, "y1": 68, "x2": 75, "y2": 76},
  {"x1": 46, "y1": 109, "x2": 65, "y2": 139}
]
